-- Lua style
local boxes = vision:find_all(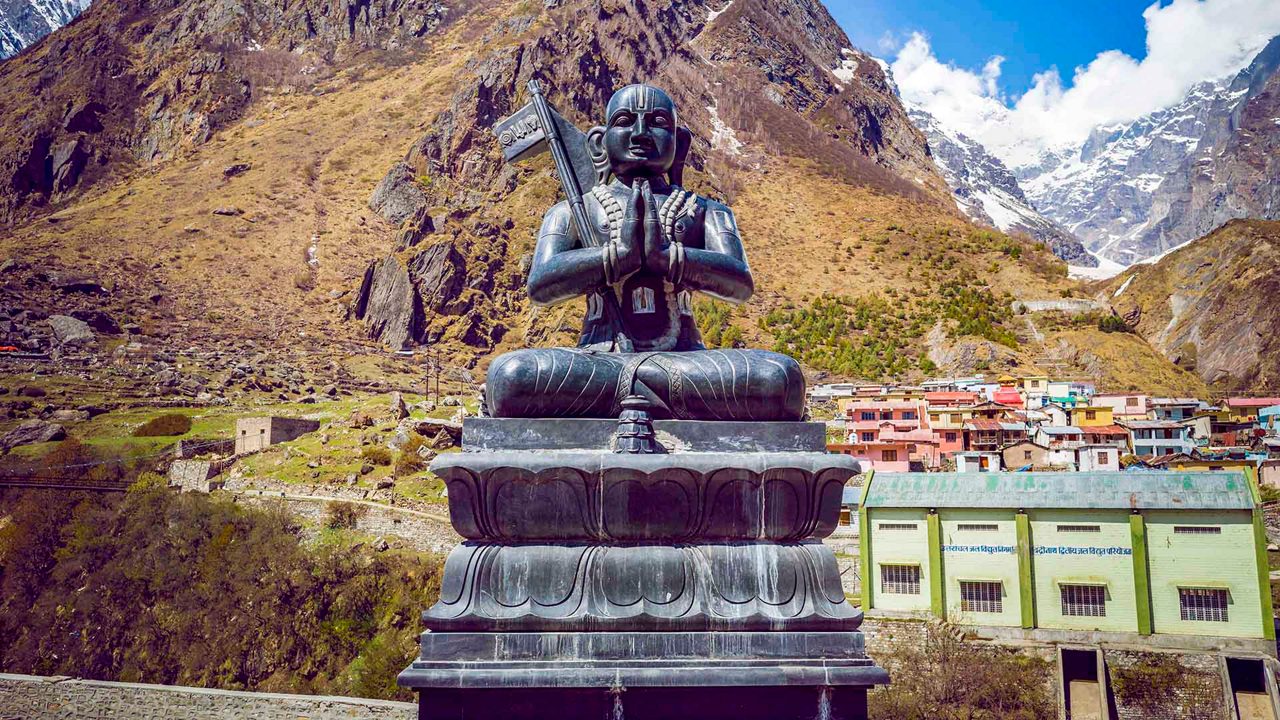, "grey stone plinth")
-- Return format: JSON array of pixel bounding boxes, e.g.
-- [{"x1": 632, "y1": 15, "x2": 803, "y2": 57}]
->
[
  {"x1": 460, "y1": 418, "x2": 828, "y2": 453},
  {"x1": 425, "y1": 541, "x2": 858, "y2": 632},
  {"x1": 401, "y1": 418, "x2": 883, "y2": 719},
  {"x1": 431, "y1": 450, "x2": 856, "y2": 542},
  {"x1": 400, "y1": 631, "x2": 887, "y2": 688}
]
